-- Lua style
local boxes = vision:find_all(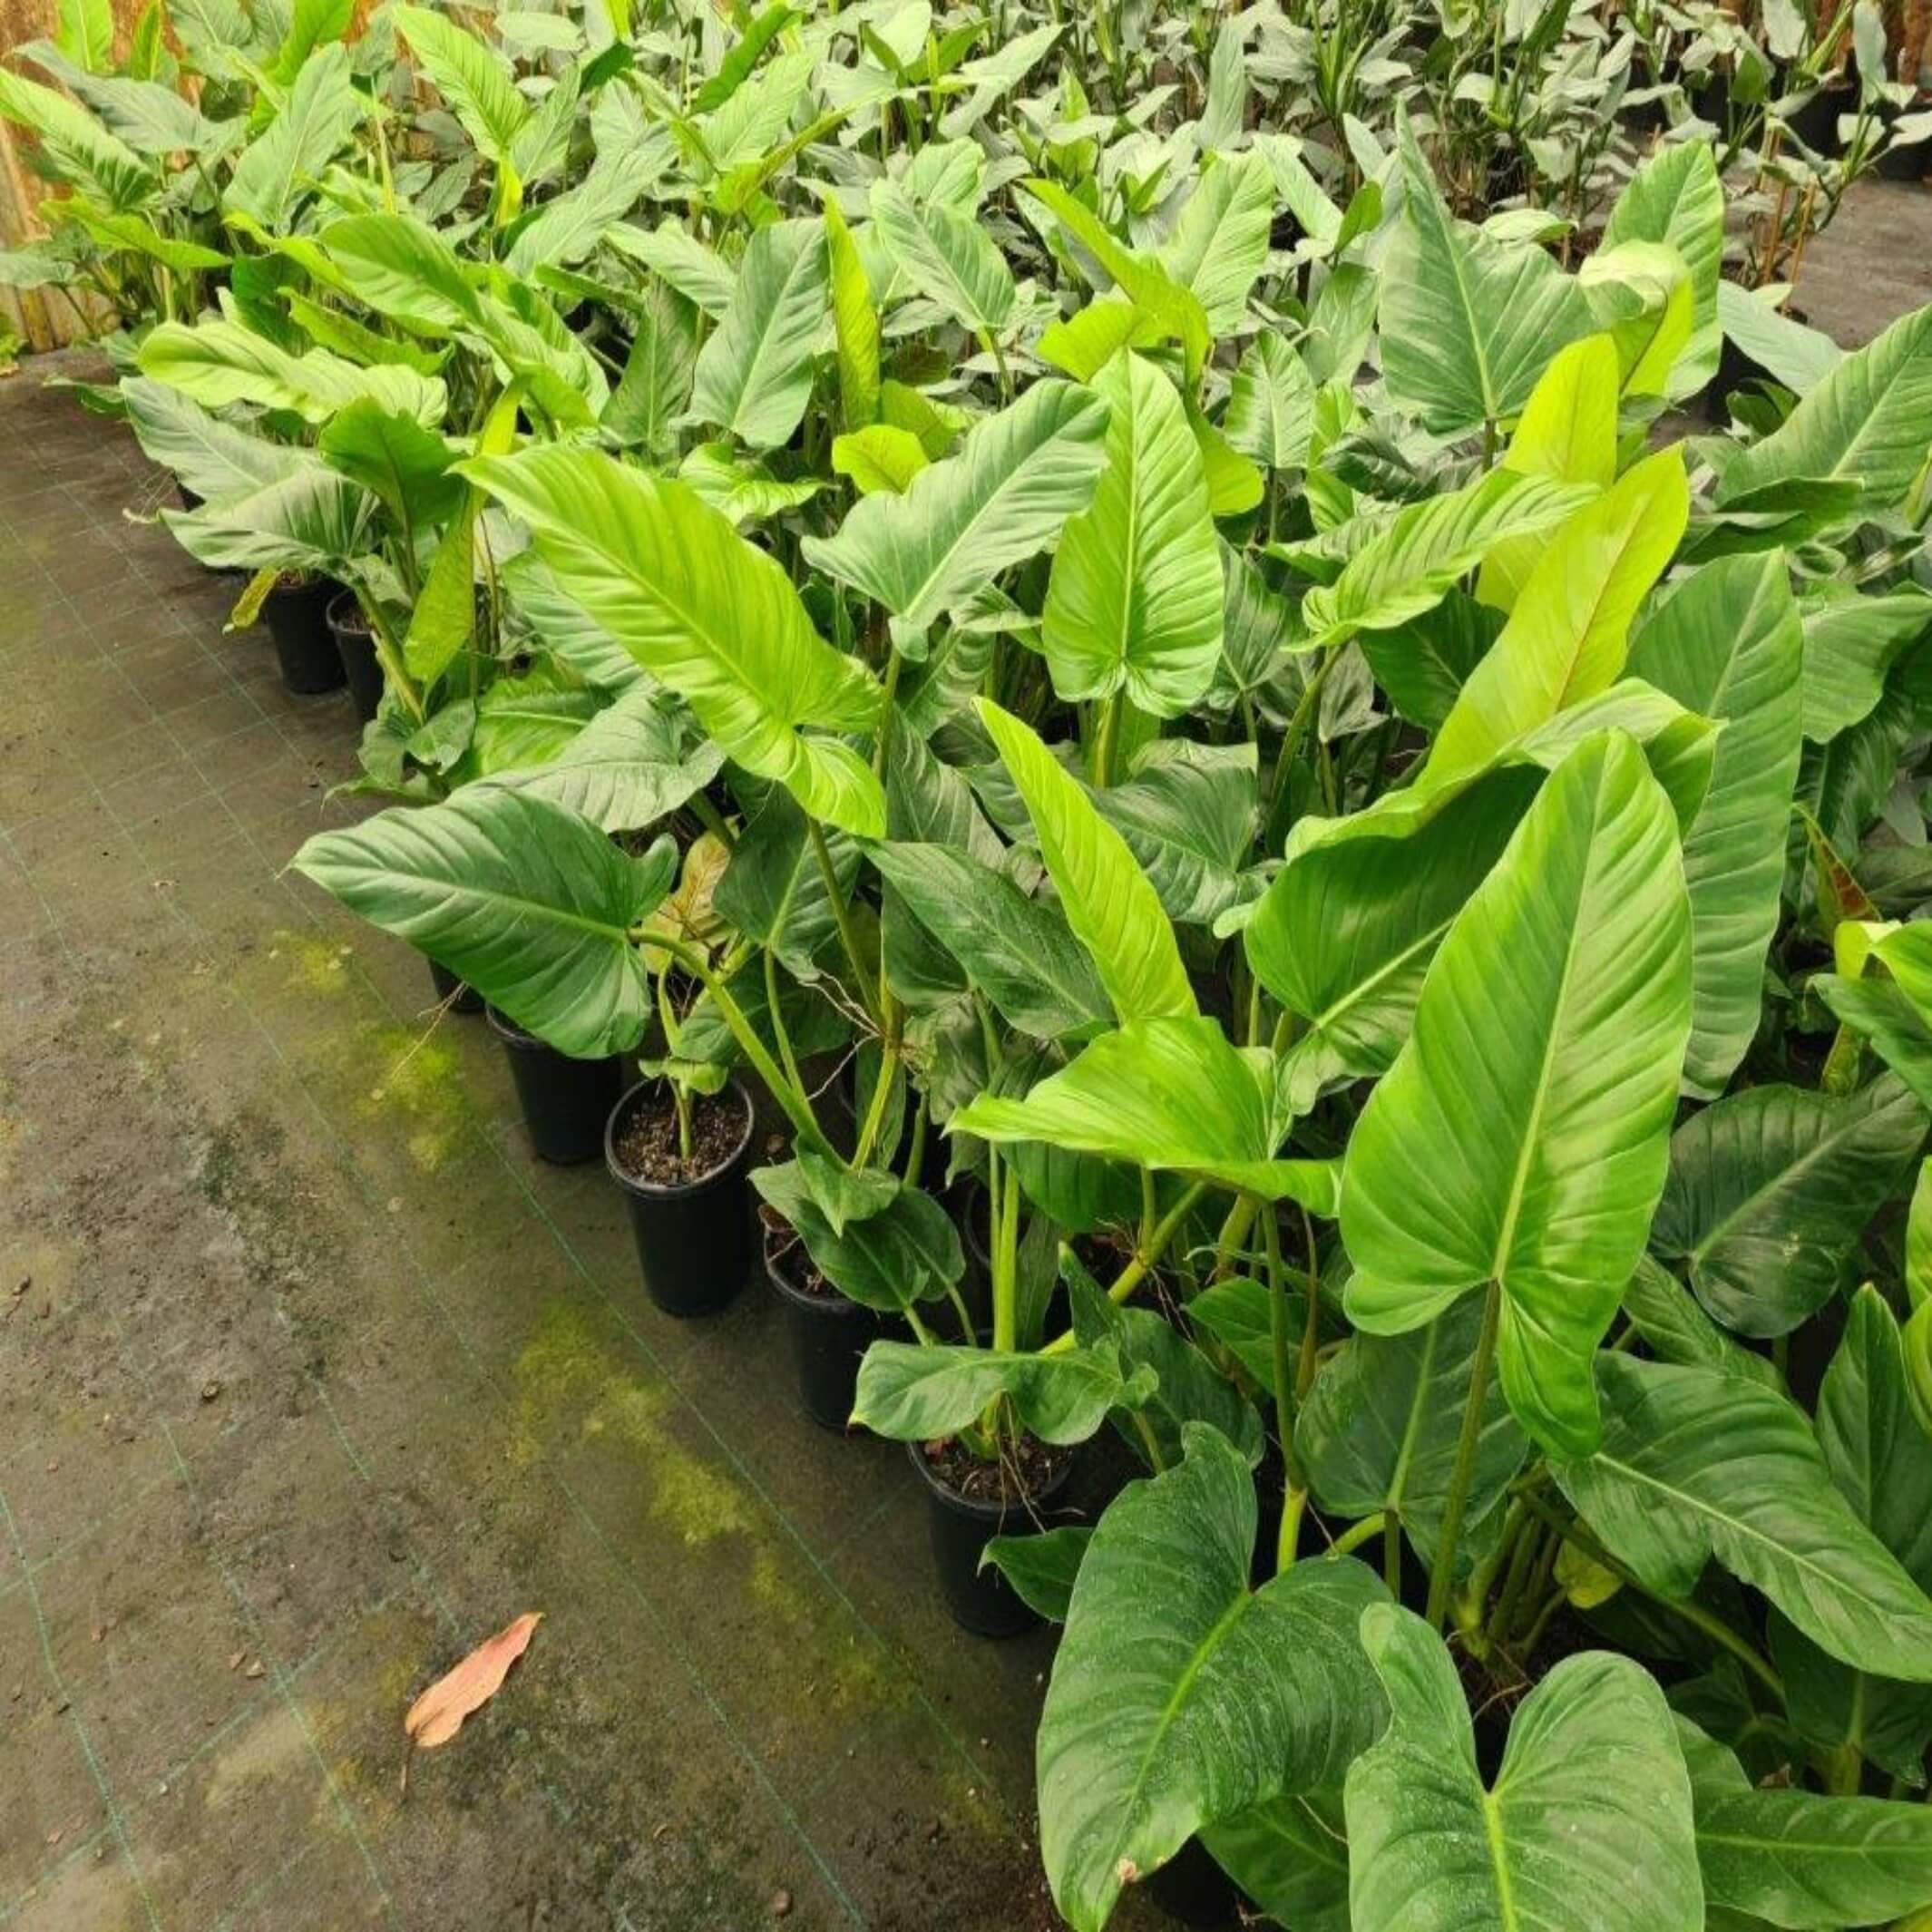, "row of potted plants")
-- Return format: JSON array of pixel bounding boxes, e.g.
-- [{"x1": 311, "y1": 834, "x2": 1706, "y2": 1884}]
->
[{"x1": 9, "y1": 1, "x2": 1932, "y2": 1927}]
